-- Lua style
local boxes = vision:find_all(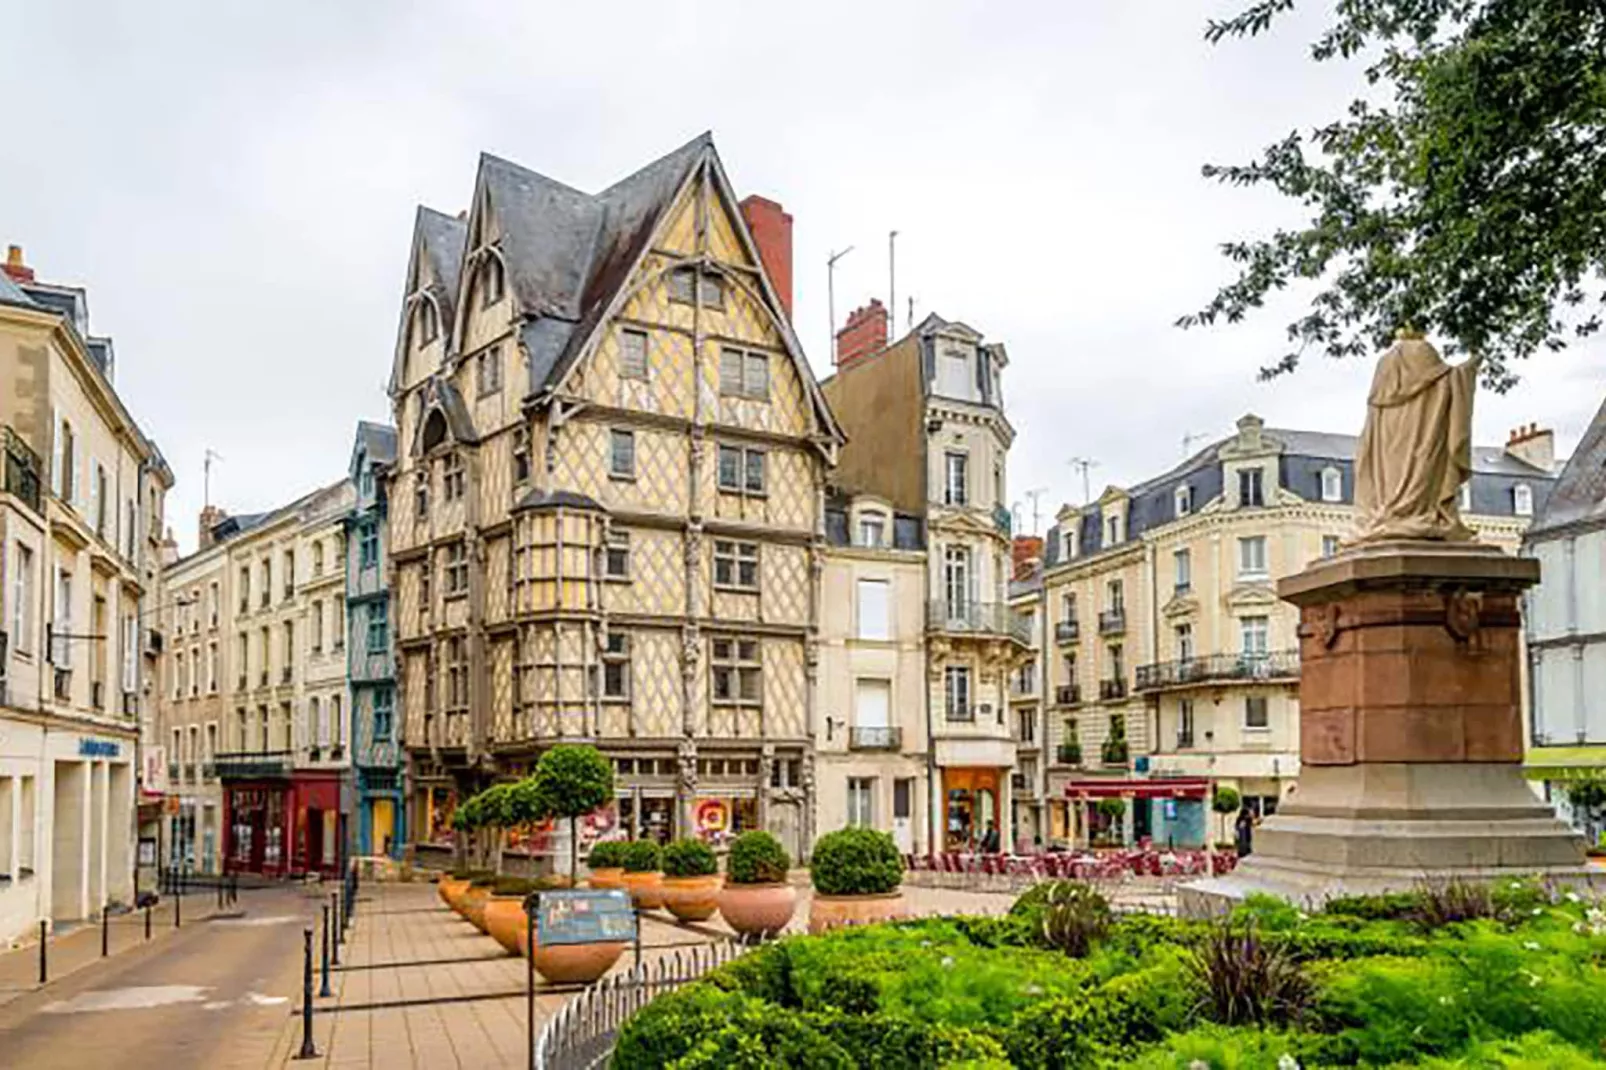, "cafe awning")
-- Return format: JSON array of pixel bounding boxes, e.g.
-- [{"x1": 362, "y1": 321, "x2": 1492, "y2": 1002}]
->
[{"x1": 1064, "y1": 777, "x2": 1211, "y2": 801}]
